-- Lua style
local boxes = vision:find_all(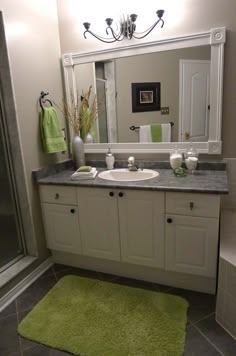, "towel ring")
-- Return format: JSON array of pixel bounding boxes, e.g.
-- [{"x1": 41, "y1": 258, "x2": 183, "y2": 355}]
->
[{"x1": 39, "y1": 91, "x2": 53, "y2": 111}]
